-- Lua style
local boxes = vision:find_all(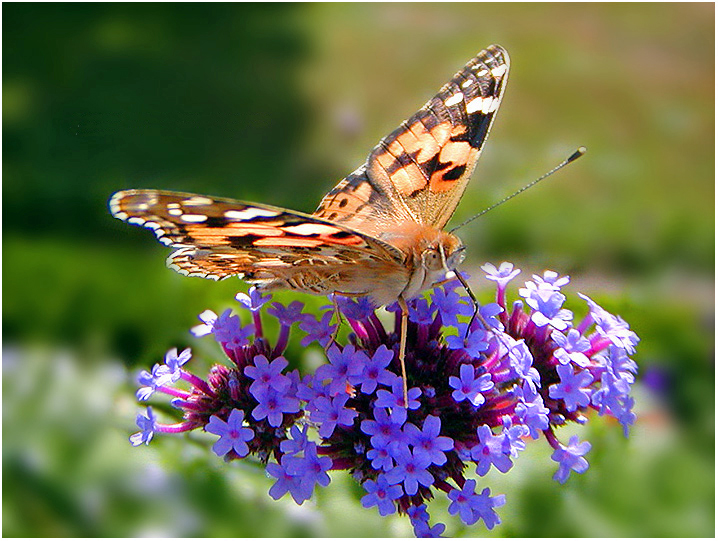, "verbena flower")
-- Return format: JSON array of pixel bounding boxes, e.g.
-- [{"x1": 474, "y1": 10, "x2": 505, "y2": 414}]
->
[{"x1": 130, "y1": 263, "x2": 639, "y2": 536}]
